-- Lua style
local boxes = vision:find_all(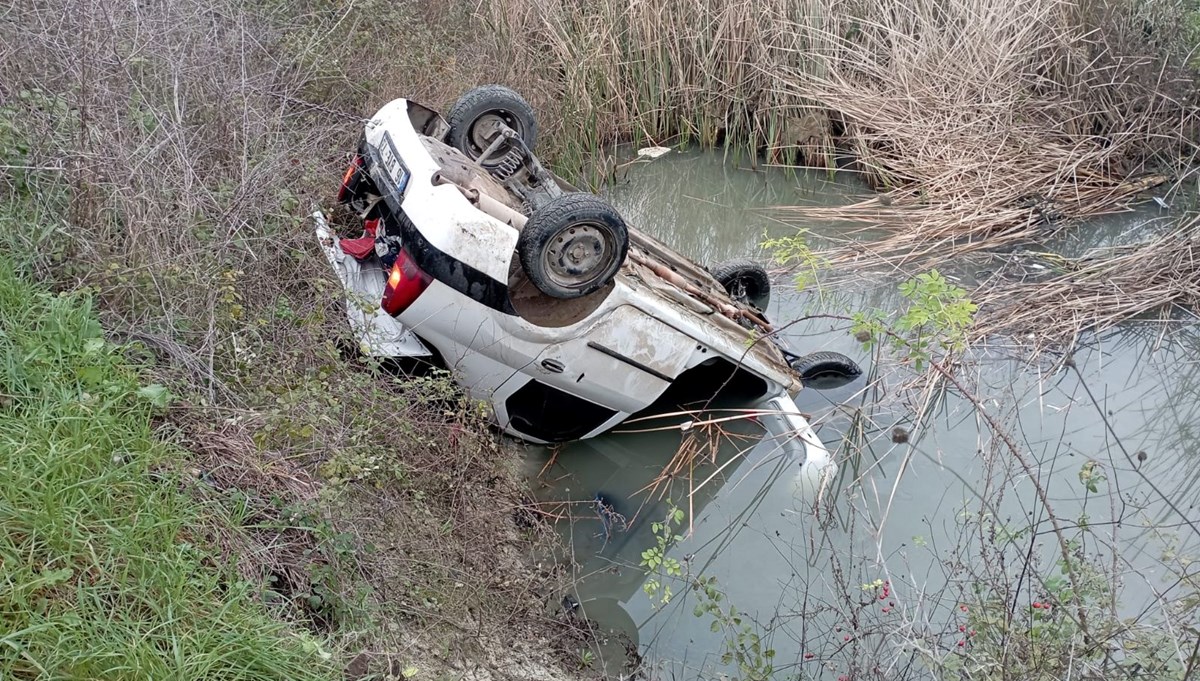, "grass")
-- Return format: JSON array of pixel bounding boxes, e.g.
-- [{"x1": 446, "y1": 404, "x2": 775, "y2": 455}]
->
[{"x1": 0, "y1": 262, "x2": 338, "y2": 679}]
